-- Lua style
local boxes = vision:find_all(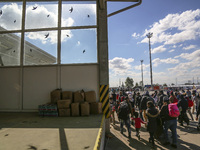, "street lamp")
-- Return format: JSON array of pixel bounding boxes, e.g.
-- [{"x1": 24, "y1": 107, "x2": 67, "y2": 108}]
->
[
  {"x1": 146, "y1": 32, "x2": 153, "y2": 89},
  {"x1": 140, "y1": 60, "x2": 144, "y2": 91}
]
